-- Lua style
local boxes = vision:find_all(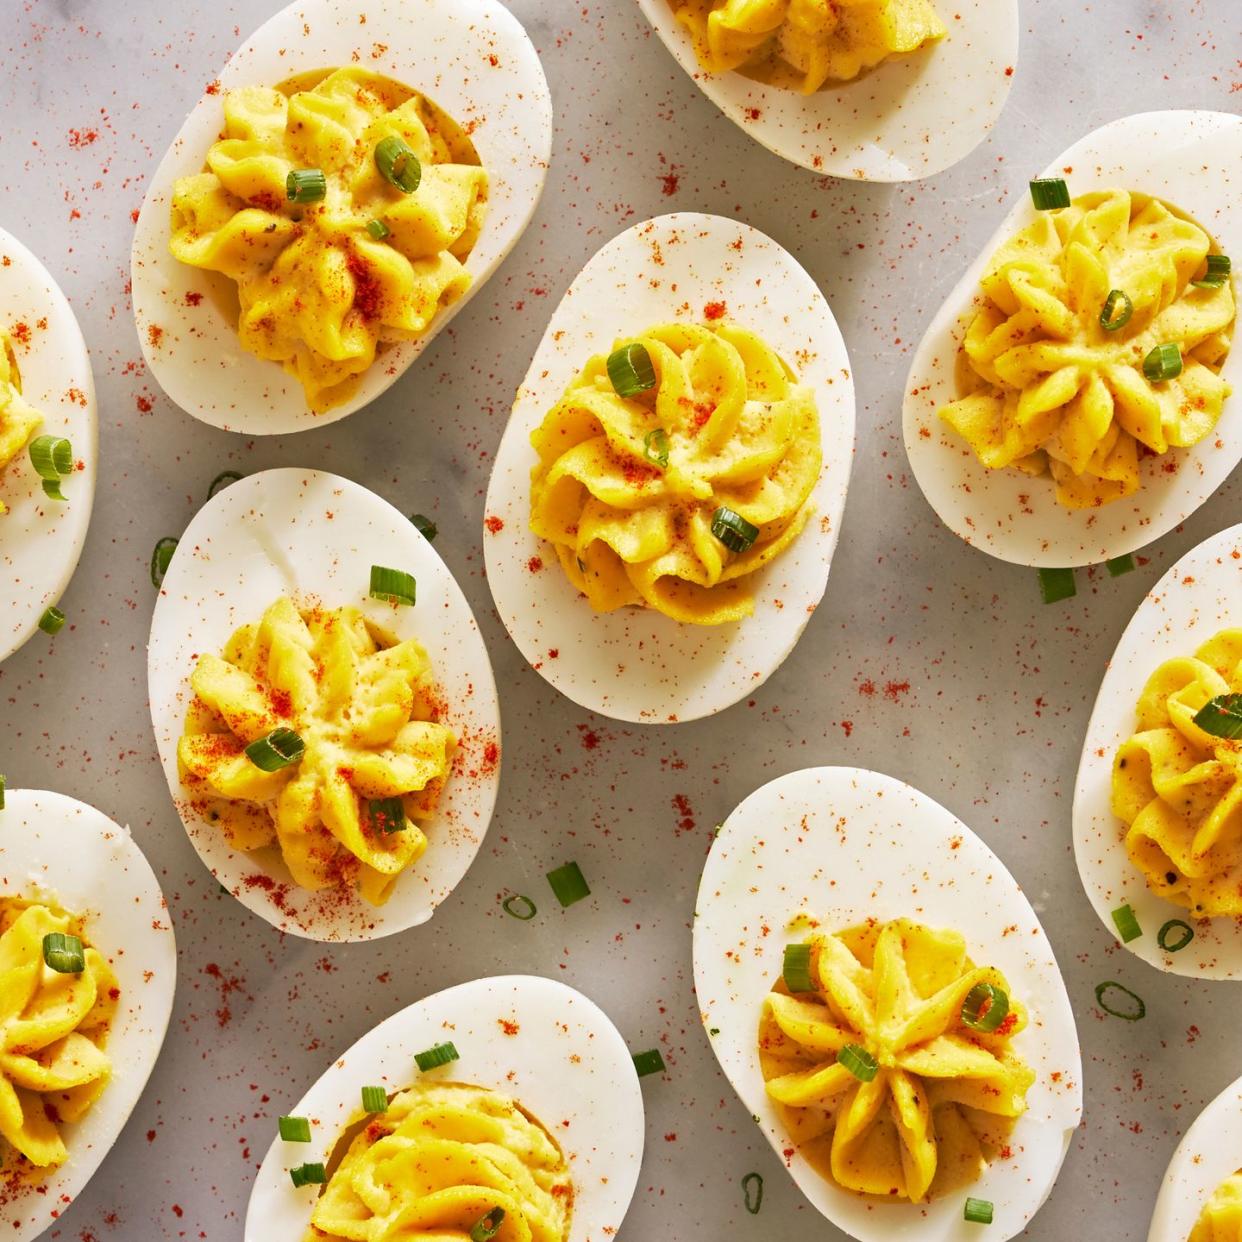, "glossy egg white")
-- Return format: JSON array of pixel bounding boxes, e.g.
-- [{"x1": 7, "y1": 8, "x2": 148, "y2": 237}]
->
[
  {"x1": 0, "y1": 789, "x2": 176, "y2": 1241},
  {"x1": 694, "y1": 766, "x2": 1082, "y2": 1241},
  {"x1": 483, "y1": 212, "x2": 855, "y2": 724},
  {"x1": 131, "y1": 0, "x2": 552, "y2": 434},
  {"x1": 1073, "y1": 522, "x2": 1242, "y2": 979},
  {"x1": 0, "y1": 227, "x2": 97, "y2": 663},
  {"x1": 903, "y1": 110, "x2": 1242, "y2": 567},
  {"x1": 147, "y1": 467, "x2": 501, "y2": 942},
  {"x1": 245, "y1": 975, "x2": 645, "y2": 1241},
  {"x1": 636, "y1": 0, "x2": 1018, "y2": 181}
]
